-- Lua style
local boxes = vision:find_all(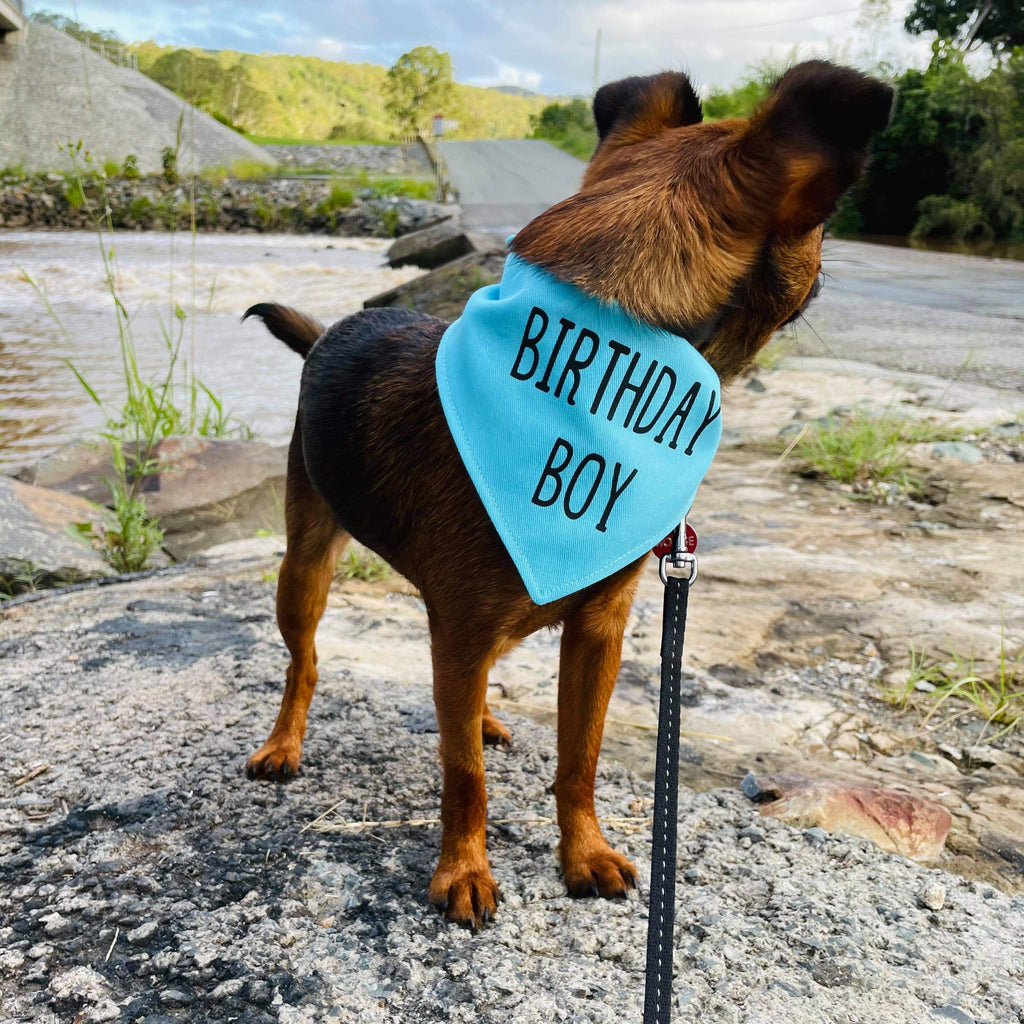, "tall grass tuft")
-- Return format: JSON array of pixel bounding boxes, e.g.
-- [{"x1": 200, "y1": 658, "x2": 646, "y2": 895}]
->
[
  {"x1": 27, "y1": 139, "x2": 252, "y2": 574},
  {"x1": 884, "y1": 632, "x2": 1024, "y2": 740},
  {"x1": 797, "y1": 410, "x2": 961, "y2": 497}
]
